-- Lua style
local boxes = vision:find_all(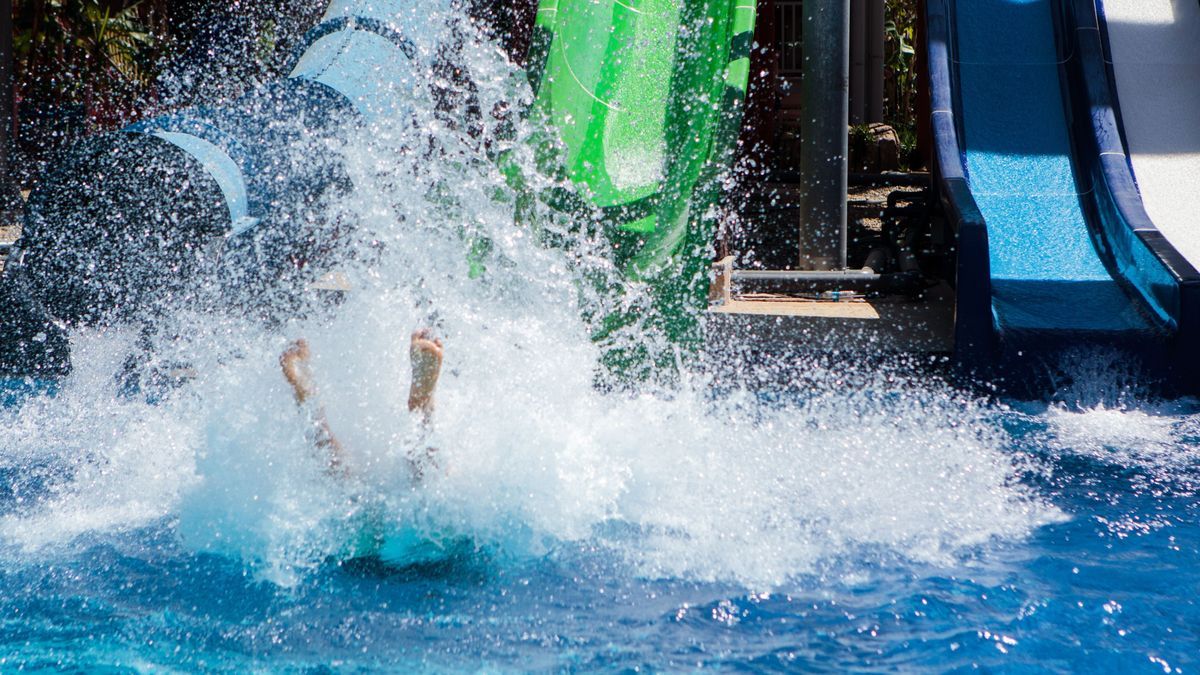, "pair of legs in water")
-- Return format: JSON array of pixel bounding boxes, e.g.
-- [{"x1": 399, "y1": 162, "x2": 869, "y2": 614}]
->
[{"x1": 280, "y1": 329, "x2": 444, "y2": 476}]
